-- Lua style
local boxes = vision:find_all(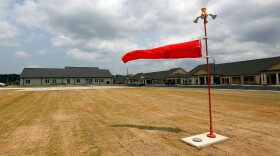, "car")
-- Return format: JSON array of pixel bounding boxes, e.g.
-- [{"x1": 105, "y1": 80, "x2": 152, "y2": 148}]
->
[
  {"x1": 0, "y1": 82, "x2": 8, "y2": 87},
  {"x1": 165, "y1": 81, "x2": 175, "y2": 85},
  {"x1": 128, "y1": 82, "x2": 145, "y2": 86}
]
